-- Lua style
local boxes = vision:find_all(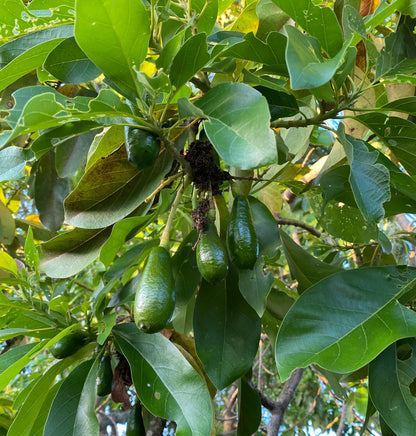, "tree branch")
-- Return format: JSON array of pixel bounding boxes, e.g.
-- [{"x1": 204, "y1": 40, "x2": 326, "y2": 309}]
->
[
  {"x1": 255, "y1": 368, "x2": 304, "y2": 436},
  {"x1": 276, "y1": 217, "x2": 322, "y2": 238},
  {"x1": 336, "y1": 400, "x2": 348, "y2": 436}
]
